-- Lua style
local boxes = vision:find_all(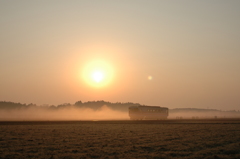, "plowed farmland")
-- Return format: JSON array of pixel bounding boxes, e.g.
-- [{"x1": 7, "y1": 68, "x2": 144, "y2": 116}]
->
[{"x1": 0, "y1": 119, "x2": 240, "y2": 159}]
